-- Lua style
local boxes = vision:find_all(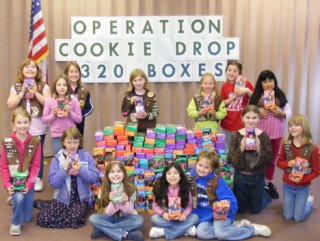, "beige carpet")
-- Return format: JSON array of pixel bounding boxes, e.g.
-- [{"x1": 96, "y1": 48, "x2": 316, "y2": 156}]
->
[{"x1": 0, "y1": 159, "x2": 319, "y2": 241}]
